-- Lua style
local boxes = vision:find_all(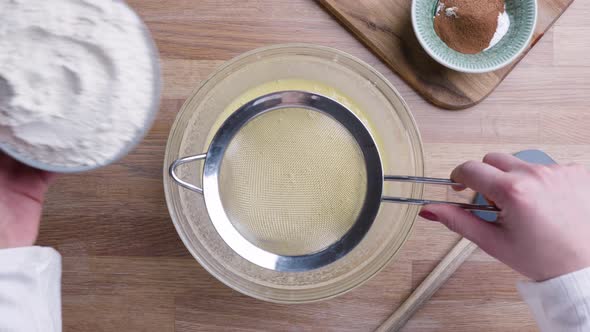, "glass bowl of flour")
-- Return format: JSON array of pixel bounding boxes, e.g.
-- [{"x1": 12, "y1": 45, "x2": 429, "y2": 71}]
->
[{"x1": 0, "y1": 0, "x2": 161, "y2": 173}]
